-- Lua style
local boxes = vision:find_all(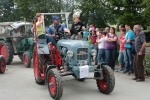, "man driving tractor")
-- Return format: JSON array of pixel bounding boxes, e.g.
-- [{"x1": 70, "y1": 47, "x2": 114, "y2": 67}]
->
[{"x1": 47, "y1": 16, "x2": 70, "y2": 40}]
